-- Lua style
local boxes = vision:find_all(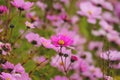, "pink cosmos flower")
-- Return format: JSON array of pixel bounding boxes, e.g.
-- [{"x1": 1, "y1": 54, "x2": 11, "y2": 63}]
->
[
  {"x1": 51, "y1": 34, "x2": 73, "y2": 47},
  {"x1": 13, "y1": 72, "x2": 31, "y2": 80},
  {"x1": 0, "y1": 42, "x2": 12, "y2": 55},
  {"x1": 36, "y1": 1, "x2": 47, "y2": 11},
  {"x1": 33, "y1": 56, "x2": 48, "y2": 64},
  {"x1": 99, "y1": 50, "x2": 120, "y2": 61},
  {"x1": 25, "y1": 32, "x2": 41, "y2": 46},
  {"x1": 71, "y1": 55, "x2": 78, "y2": 62},
  {"x1": 82, "y1": 66, "x2": 103, "y2": 80},
  {"x1": 104, "y1": 76, "x2": 113, "y2": 80},
  {"x1": 25, "y1": 21, "x2": 35, "y2": 28},
  {"x1": 11, "y1": 0, "x2": 34, "y2": 11},
  {"x1": 99, "y1": 20, "x2": 113, "y2": 32},
  {"x1": 40, "y1": 37, "x2": 54, "y2": 49},
  {"x1": 0, "y1": 72, "x2": 16, "y2": 80},
  {"x1": 0, "y1": 5, "x2": 8, "y2": 14},
  {"x1": 2, "y1": 61, "x2": 14, "y2": 69},
  {"x1": 88, "y1": 41, "x2": 103, "y2": 51},
  {"x1": 73, "y1": 59, "x2": 89, "y2": 72},
  {"x1": 102, "y1": 12, "x2": 119, "y2": 23},
  {"x1": 13, "y1": 63, "x2": 25, "y2": 73},
  {"x1": 114, "y1": 2, "x2": 120, "y2": 19},
  {"x1": 77, "y1": 1, "x2": 102, "y2": 24},
  {"x1": 110, "y1": 62, "x2": 120, "y2": 69},
  {"x1": 51, "y1": 75, "x2": 68, "y2": 80},
  {"x1": 91, "y1": 0, "x2": 113, "y2": 11}
]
